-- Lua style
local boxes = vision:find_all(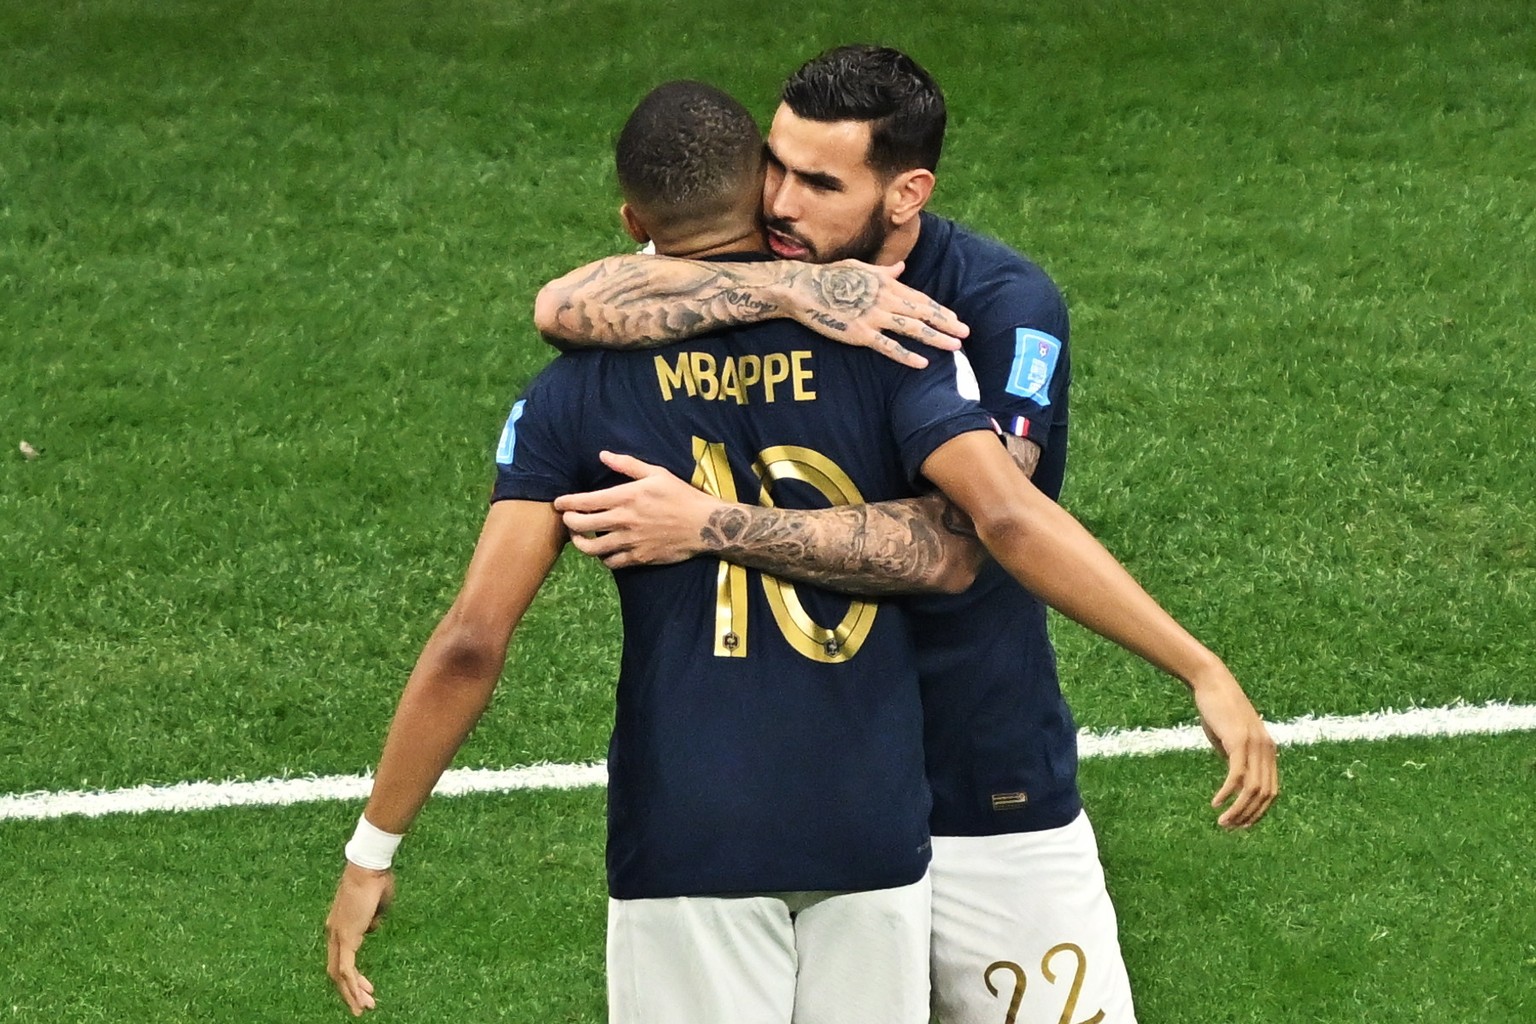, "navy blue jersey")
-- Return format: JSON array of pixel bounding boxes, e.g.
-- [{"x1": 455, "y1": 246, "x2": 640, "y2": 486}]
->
[
  {"x1": 494, "y1": 256, "x2": 992, "y2": 897},
  {"x1": 900, "y1": 213, "x2": 1083, "y2": 835}
]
